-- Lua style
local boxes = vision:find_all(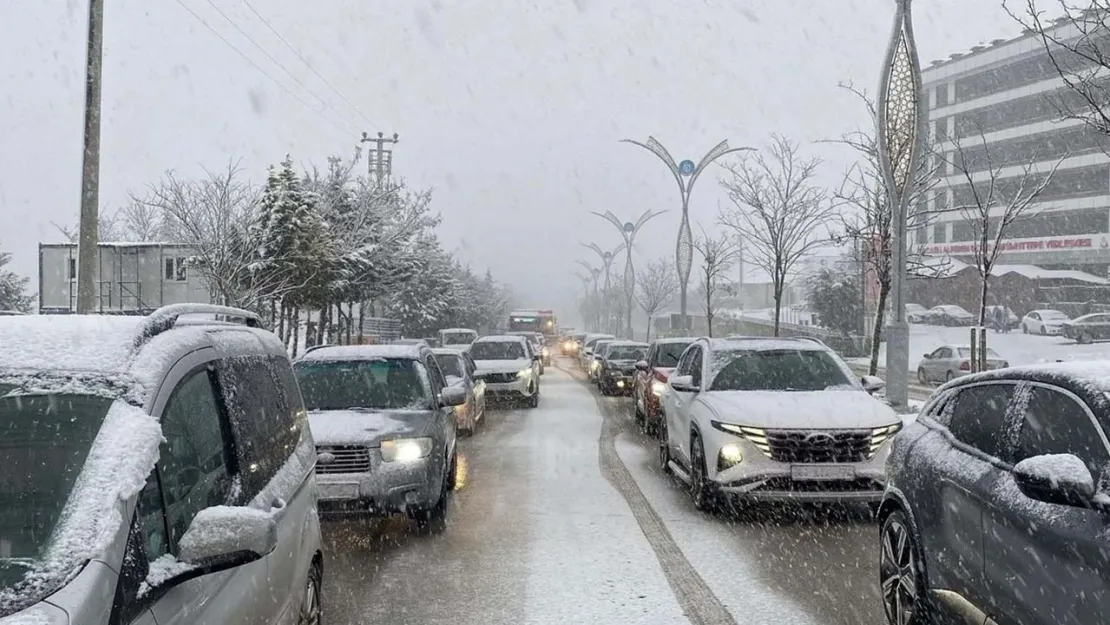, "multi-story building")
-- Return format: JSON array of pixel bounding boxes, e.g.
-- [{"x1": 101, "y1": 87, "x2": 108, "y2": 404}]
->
[
  {"x1": 39, "y1": 242, "x2": 211, "y2": 314},
  {"x1": 915, "y1": 19, "x2": 1110, "y2": 277}
]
